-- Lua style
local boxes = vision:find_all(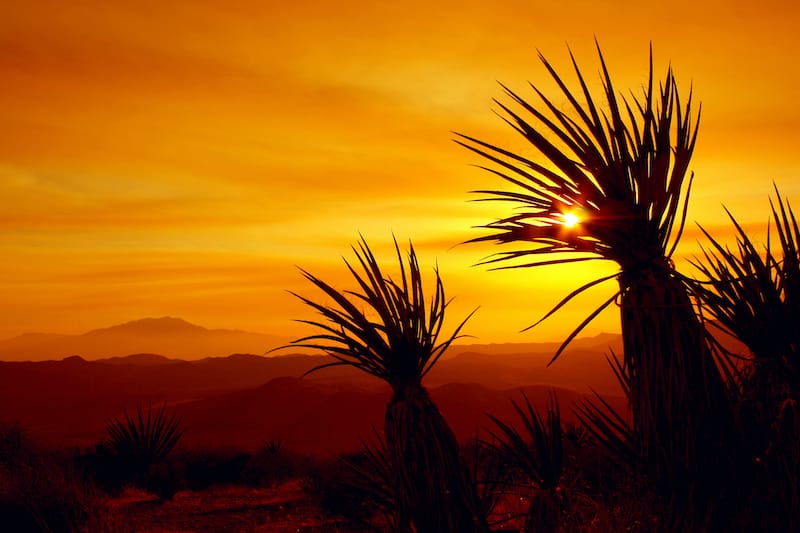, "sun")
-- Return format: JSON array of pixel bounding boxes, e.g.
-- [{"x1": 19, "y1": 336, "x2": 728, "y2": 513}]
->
[{"x1": 561, "y1": 212, "x2": 581, "y2": 228}]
